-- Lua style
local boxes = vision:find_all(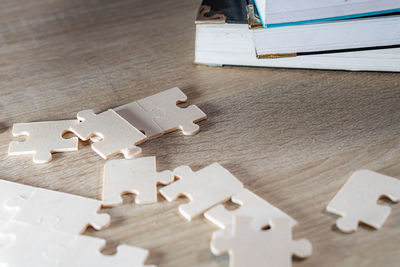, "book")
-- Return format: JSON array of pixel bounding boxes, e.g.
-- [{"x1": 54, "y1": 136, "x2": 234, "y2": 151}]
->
[
  {"x1": 254, "y1": 0, "x2": 400, "y2": 27},
  {"x1": 194, "y1": 0, "x2": 400, "y2": 72},
  {"x1": 253, "y1": 15, "x2": 400, "y2": 56}
]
